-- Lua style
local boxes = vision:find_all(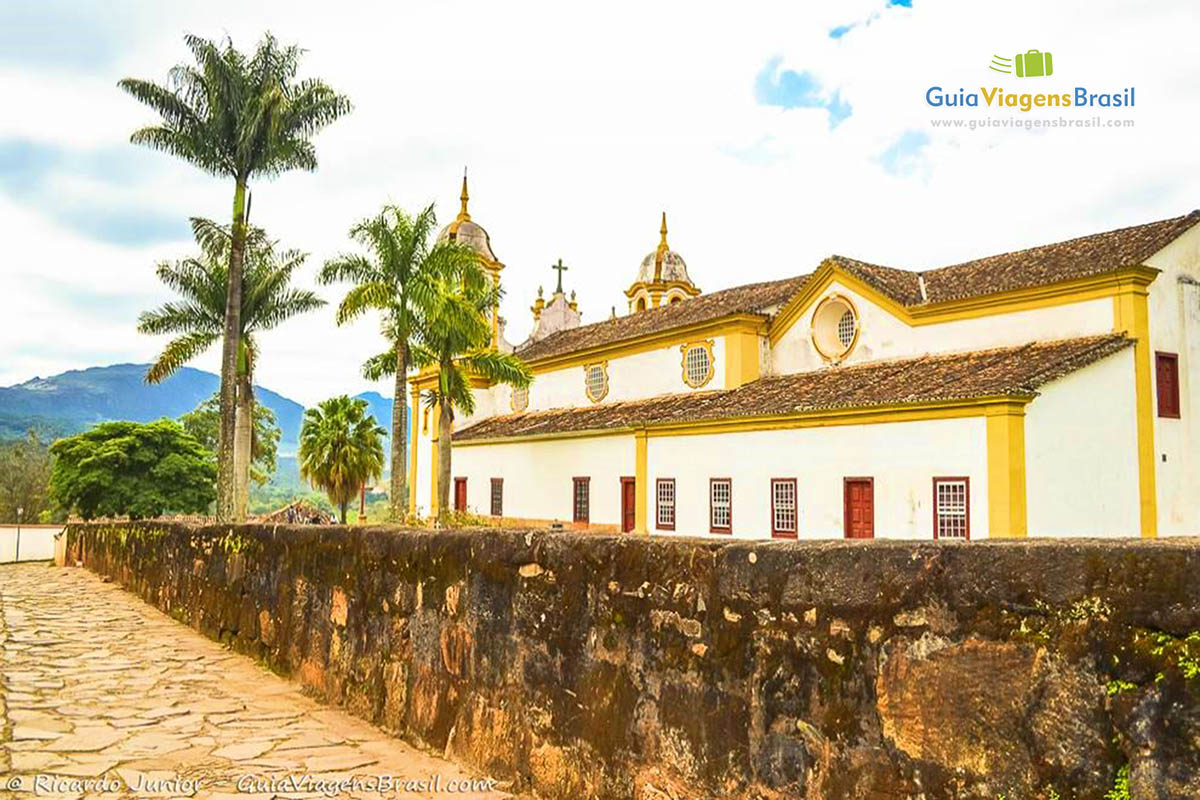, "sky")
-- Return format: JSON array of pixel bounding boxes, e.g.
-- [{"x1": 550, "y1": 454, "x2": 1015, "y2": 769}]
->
[{"x1": 1, "y1": 0, "x2": 1196, "y2": 405}]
